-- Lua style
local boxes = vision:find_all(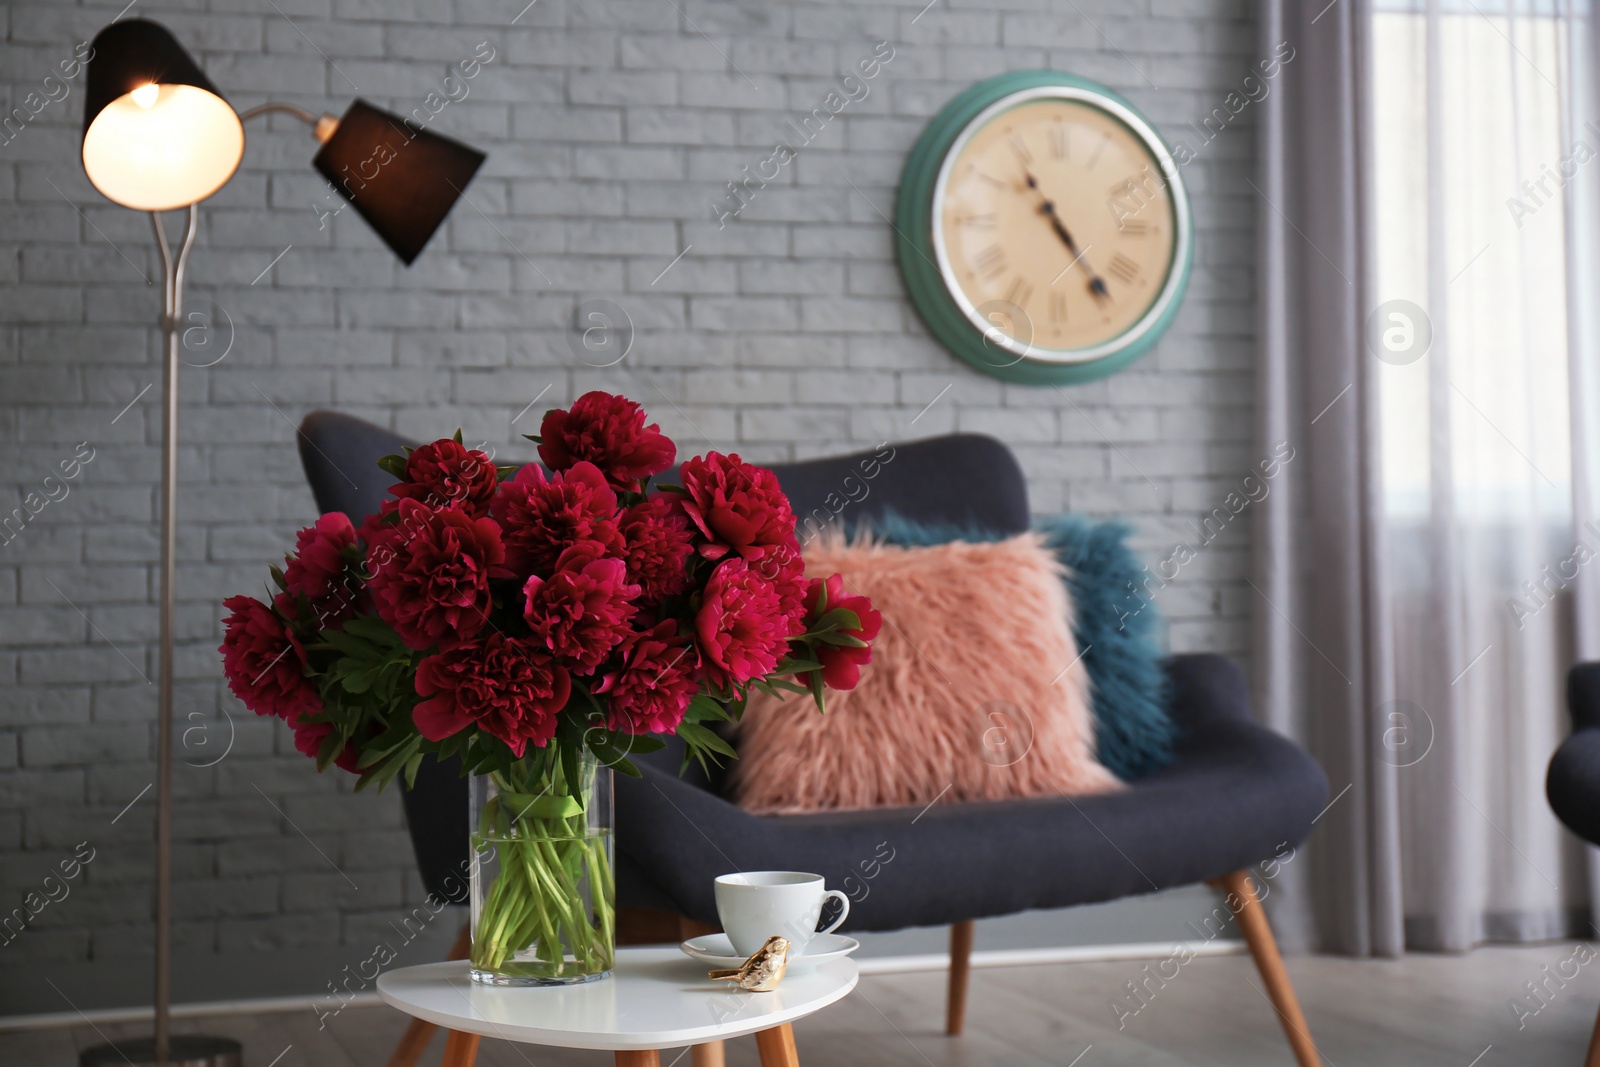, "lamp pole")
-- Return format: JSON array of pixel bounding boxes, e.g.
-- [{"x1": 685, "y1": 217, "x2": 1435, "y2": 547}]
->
[
  {"x1": 149, "y1": 204, "x2": 196, "y2": 1066},
  {"x1": 82, "y1": 207, "x2": 240, "y2": 1067}
]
